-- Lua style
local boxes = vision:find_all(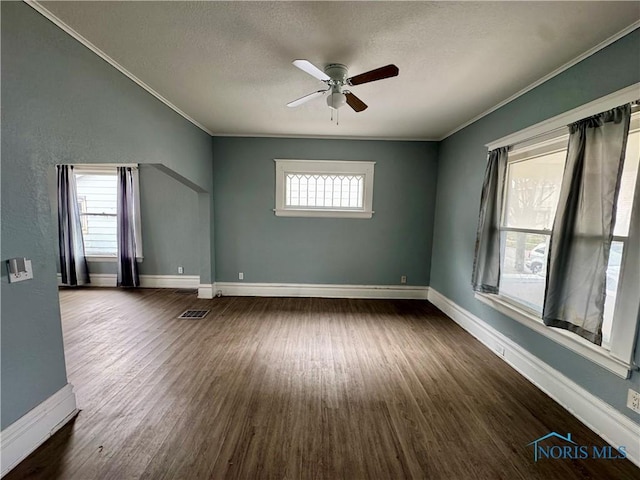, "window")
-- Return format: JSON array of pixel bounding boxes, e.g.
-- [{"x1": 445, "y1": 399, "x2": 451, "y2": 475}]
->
[
  {"x1": 274, "y1": 160, "x2": 375, "y2": 218},
  {"x1": 497, "y1": 112, "x2": 639, "y2": 350},
  {"x1": 75, "y1": 169, "x2": 118, "y2": 256},
  {"x1": 477, "y1": 86, "x2": 640, "y2": 378},
  {"x1": 73, "y1": 166, "x2": 142, "y2": 259}
]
